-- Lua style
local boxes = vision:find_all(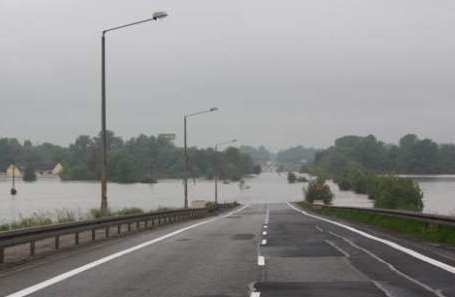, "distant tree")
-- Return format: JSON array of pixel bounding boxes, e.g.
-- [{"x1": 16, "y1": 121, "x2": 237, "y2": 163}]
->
[
  {"x1": 239, "y1": 145, "x2": 272, "y2": 165},
  {"x1": 373, "y1": 176, "x2": 423, "y2": 211},
  {"x1": 276, "y1": 146, "x2": 318, "y2": 171},
  {"x1": 23, "y1": 163, "x2": 37, "y2": 182},
  {"x1": 305, "y1": 178, "x2": 333, "y2": 205},
  {"x1": 287, "y1": 172, "x2": 297, "y2": 183},
  {"x1": 253, "y1": 164, "x2": 262, "y2": 175}
]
